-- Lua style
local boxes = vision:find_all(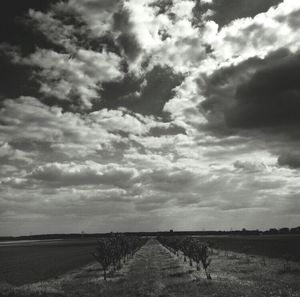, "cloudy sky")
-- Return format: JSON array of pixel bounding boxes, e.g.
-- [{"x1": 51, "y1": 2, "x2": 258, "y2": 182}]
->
[{"x1": 0, "y1": 0, "x2": 300, "y2": 236}]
